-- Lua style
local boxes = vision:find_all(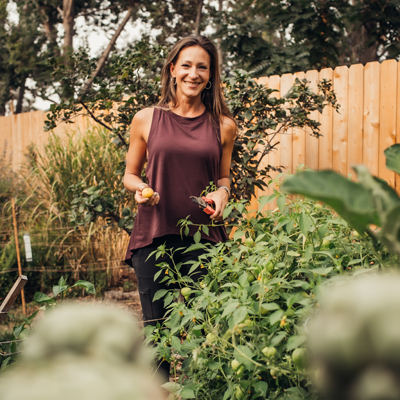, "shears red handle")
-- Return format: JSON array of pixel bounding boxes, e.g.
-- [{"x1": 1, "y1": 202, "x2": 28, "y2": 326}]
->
[{"x1": 190, "y1": 196, "x2": 215, "y2": 215}]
